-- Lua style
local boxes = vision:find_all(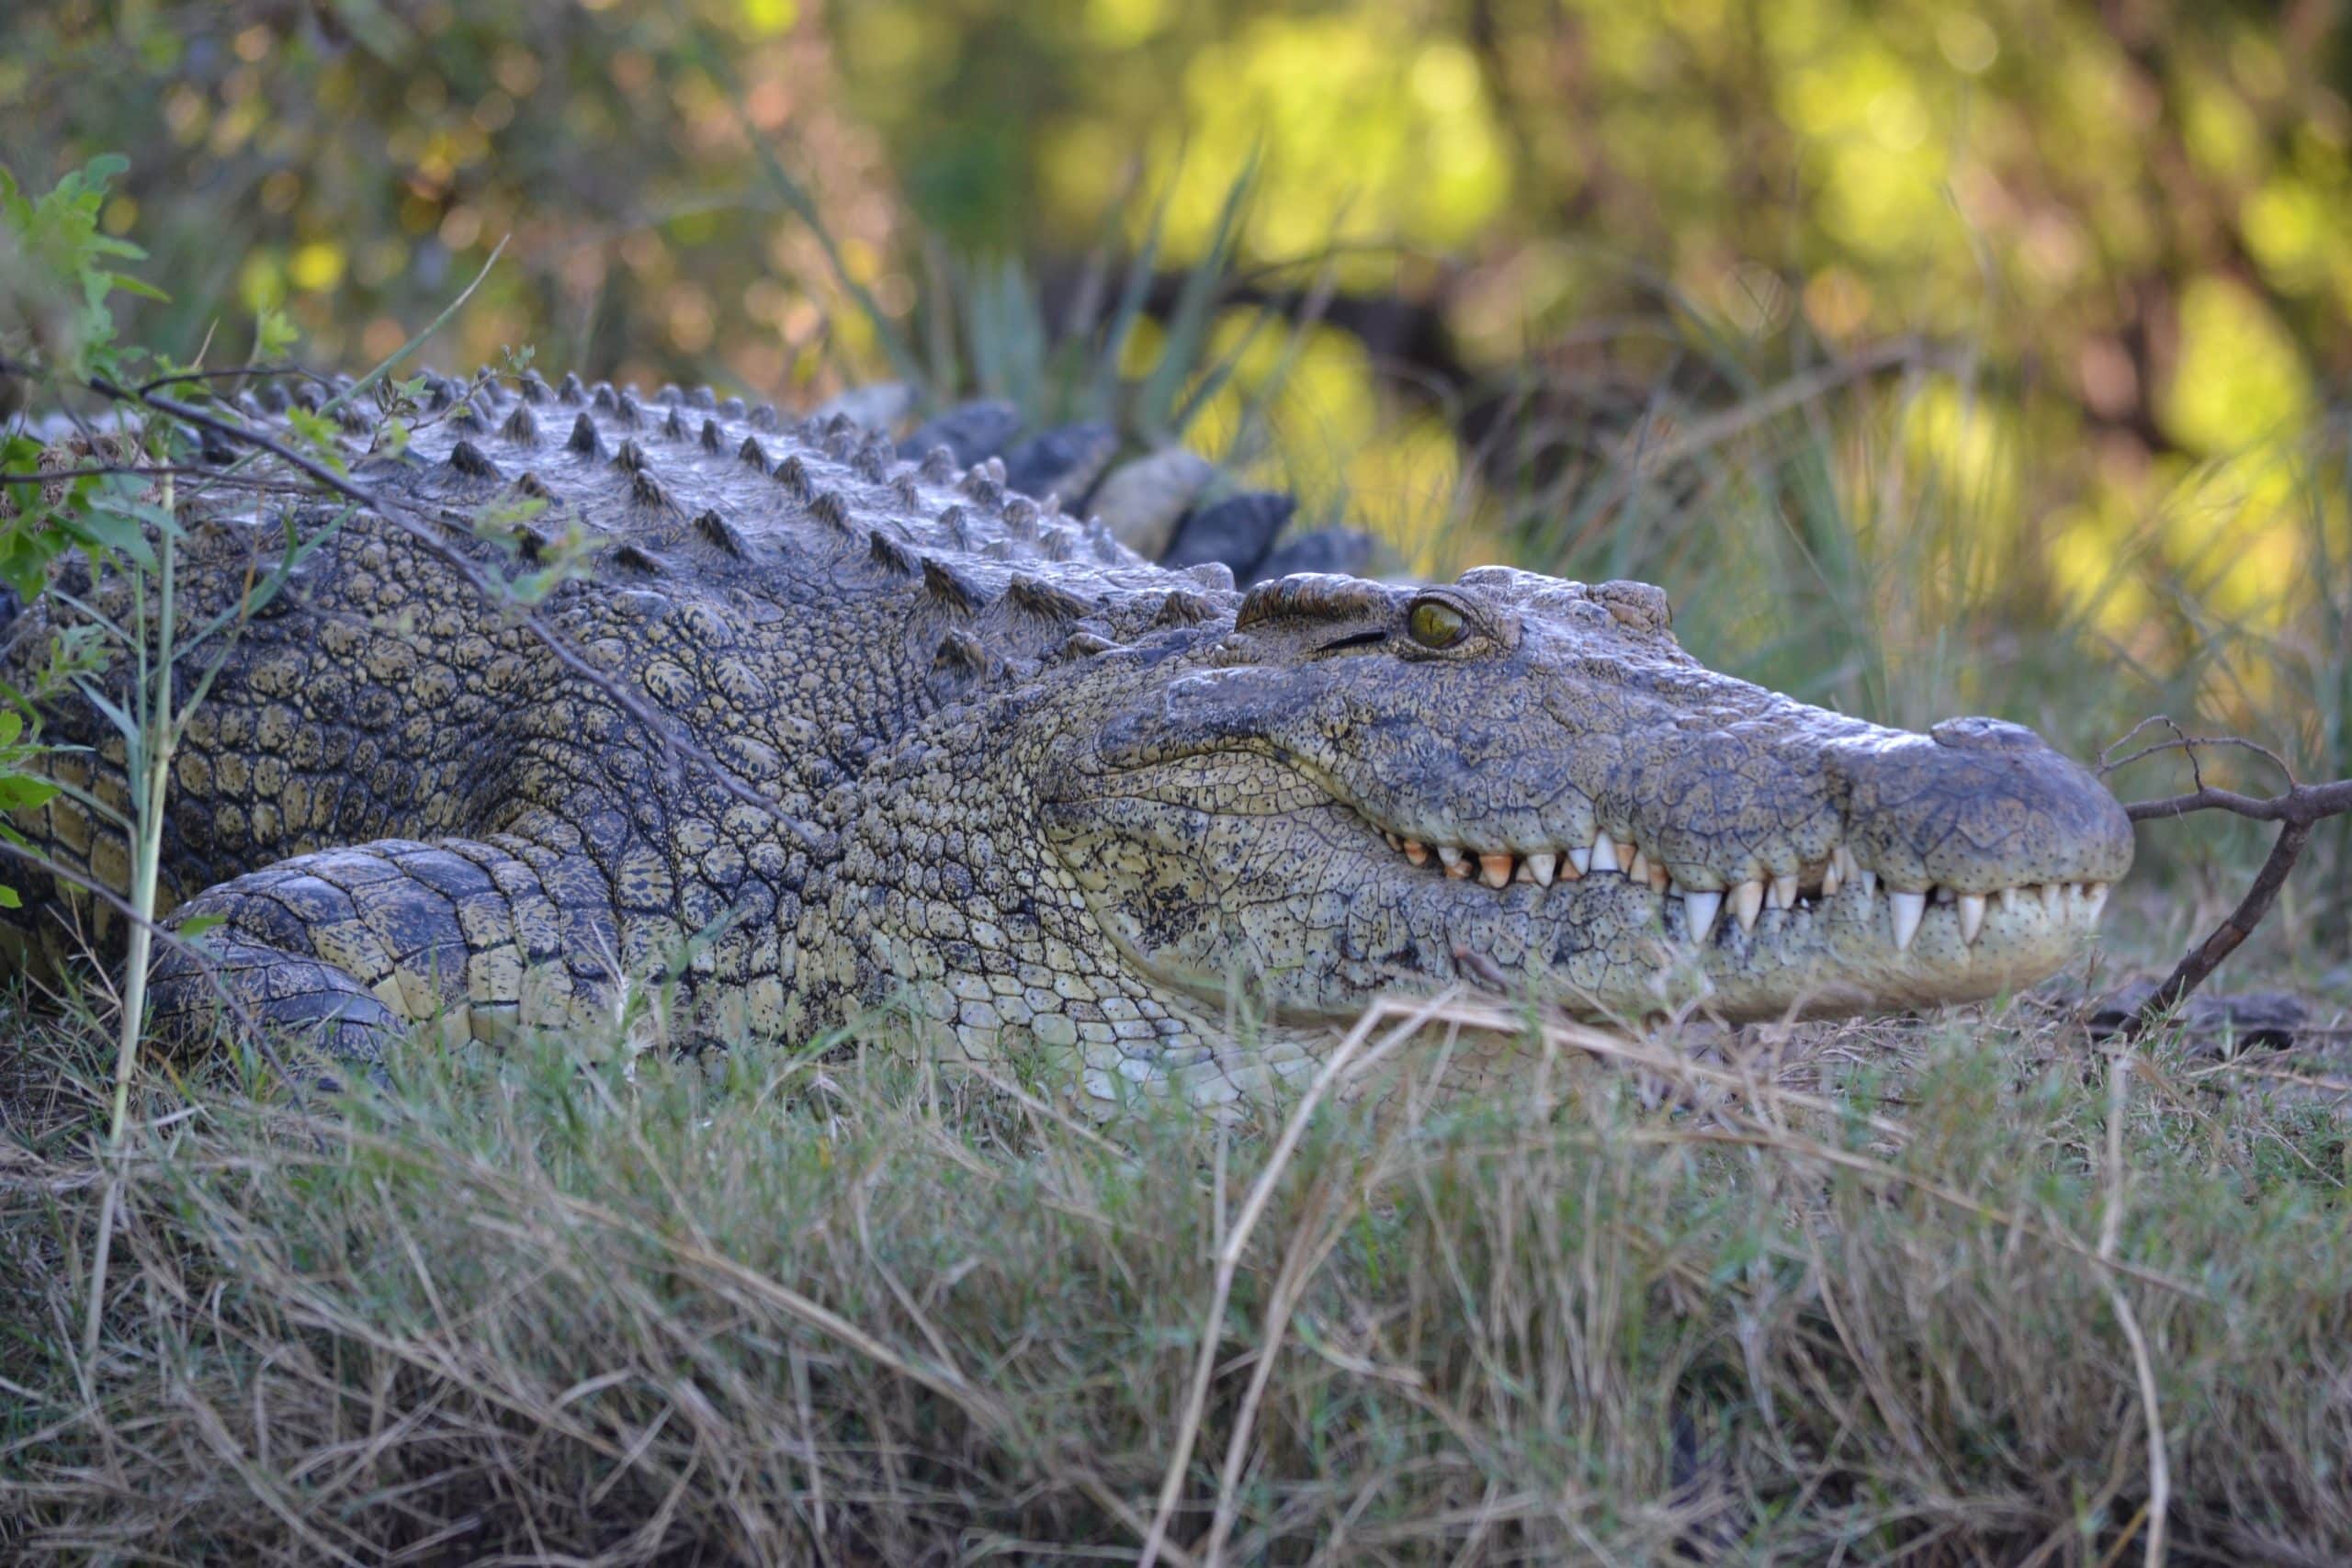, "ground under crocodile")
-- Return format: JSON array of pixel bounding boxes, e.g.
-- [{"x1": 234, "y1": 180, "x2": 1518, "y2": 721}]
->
[{"x1": 0, "y1": 370, "x2": 2134, "y2": 1111}]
